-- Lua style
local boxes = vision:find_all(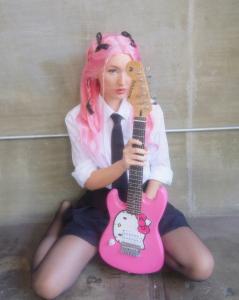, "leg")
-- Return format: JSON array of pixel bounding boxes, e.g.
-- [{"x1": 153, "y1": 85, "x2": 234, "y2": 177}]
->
[
  {"x1": 32, "y1": 235, "x2": 97, "y2": 300},
  {"x1": 162, "y1": 227, "x2": 214, "y2": 281},
  {"x1": 32, "y1": 200, "x2": 71, "y2": 271}
]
